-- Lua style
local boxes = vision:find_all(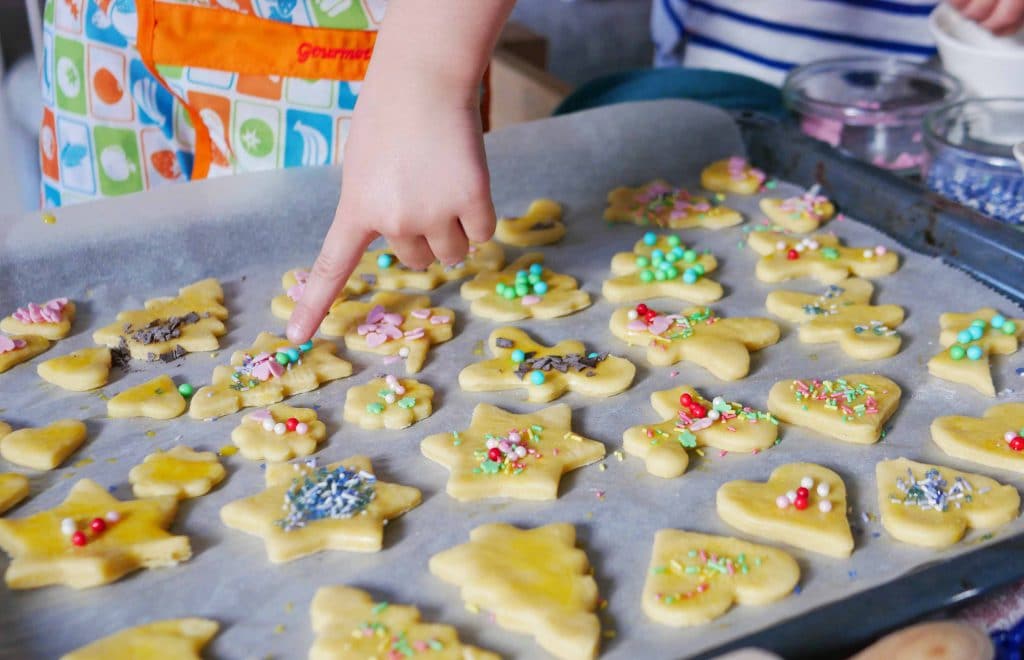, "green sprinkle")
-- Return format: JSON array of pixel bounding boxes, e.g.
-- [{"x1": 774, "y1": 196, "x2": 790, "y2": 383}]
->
[
  {"x1": 366, "y1": 402, "x2": 385, "y2": 415},
  {"x1": 371, "y1": 601, "x2": 389, "y2": 615},
  {"x1": 397, "y1": 397, "x2": 417, "y2": 409}
]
